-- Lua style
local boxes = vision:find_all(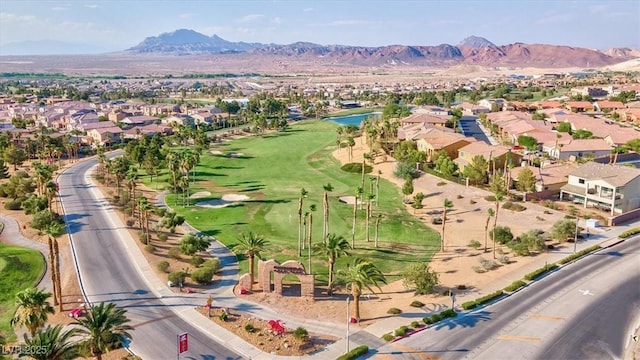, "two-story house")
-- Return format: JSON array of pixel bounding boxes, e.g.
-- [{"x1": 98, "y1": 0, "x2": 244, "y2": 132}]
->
[{"x1": 560, "y1": 162, "x2": 640, "y2": 215}]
